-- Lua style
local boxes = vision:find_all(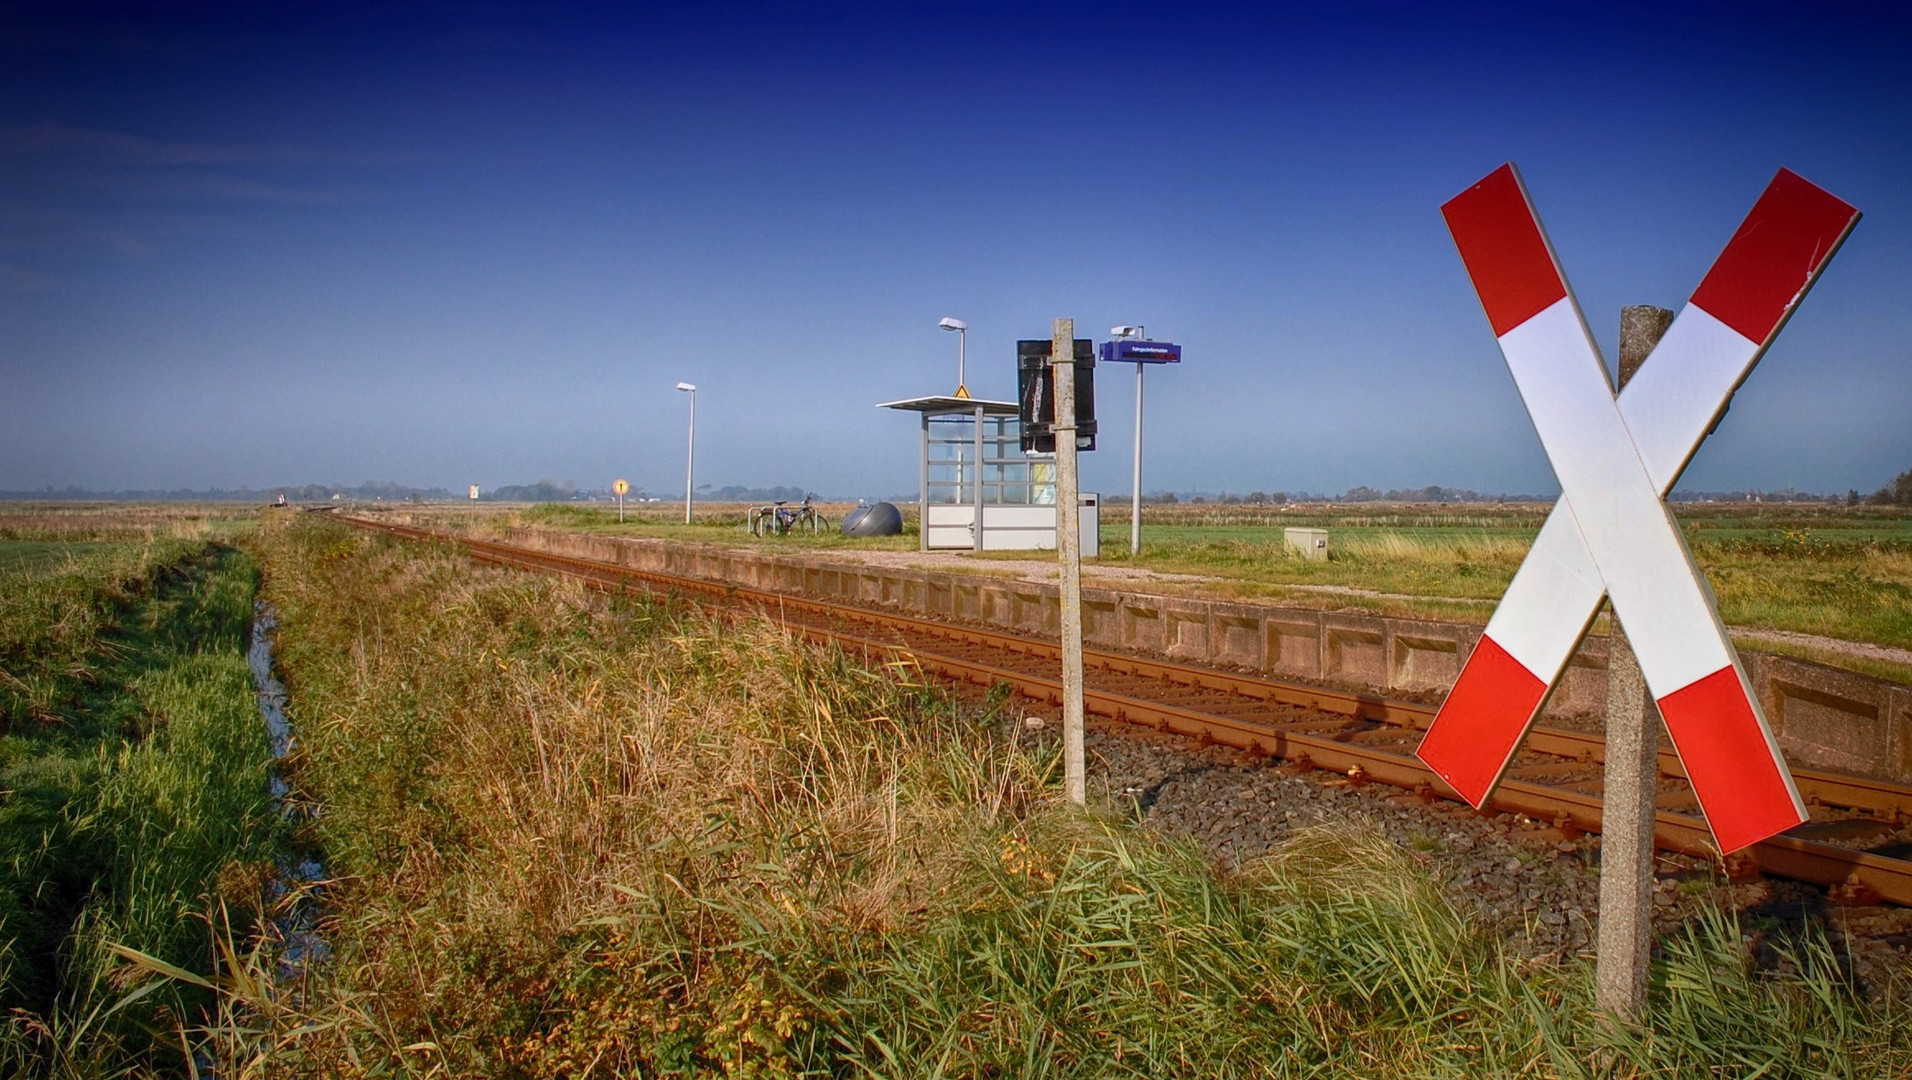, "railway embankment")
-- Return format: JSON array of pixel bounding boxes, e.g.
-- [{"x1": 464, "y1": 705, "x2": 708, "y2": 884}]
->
[{"x1": 485, "y1": 524, "x2": 1912, "y2": 788}]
